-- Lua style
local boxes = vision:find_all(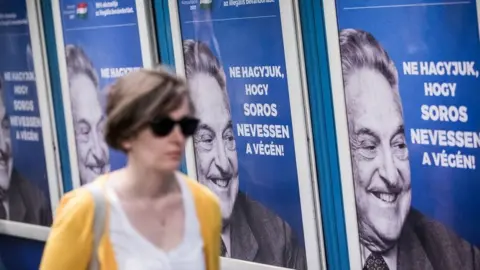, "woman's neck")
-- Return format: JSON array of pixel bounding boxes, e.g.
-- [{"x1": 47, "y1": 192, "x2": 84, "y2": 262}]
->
[{"x1": 118, "y1": 160, "x2": 179, "y2": 199}]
